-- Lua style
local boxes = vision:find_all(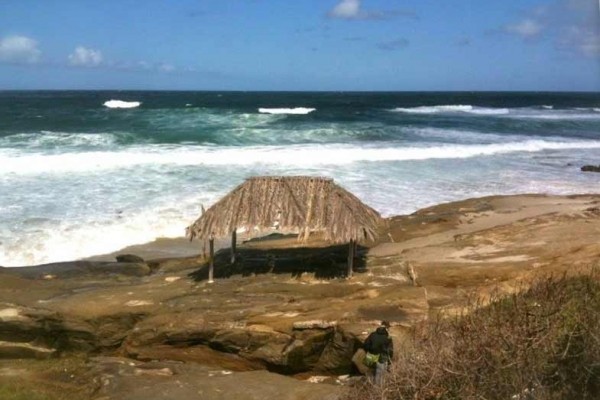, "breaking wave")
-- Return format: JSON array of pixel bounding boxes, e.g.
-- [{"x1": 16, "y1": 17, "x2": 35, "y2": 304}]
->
[
  {"x1": 392, "y1": 105, "x2": 510, "y2": 115},
  {"x1": 103, "y1": 100, "x2": 141, "y2": 109},
  {"x1": 2, "y1": 139, "x2": 600, "y2": 175},
  {"x1": 258, "y1": 107, "x2": 316, "y2": 115}
]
